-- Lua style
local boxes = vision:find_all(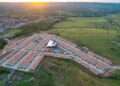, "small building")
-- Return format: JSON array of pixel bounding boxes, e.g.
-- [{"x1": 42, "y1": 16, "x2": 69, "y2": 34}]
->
[{"x1": 47, "y1": 40, "x2": 57, "y2": 48}]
